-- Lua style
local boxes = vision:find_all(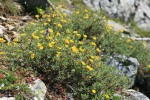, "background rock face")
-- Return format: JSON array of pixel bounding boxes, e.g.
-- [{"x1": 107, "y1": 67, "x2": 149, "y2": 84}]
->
[{"x1": 83, "y1": 0, "x2": 150, "y2": 31}]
